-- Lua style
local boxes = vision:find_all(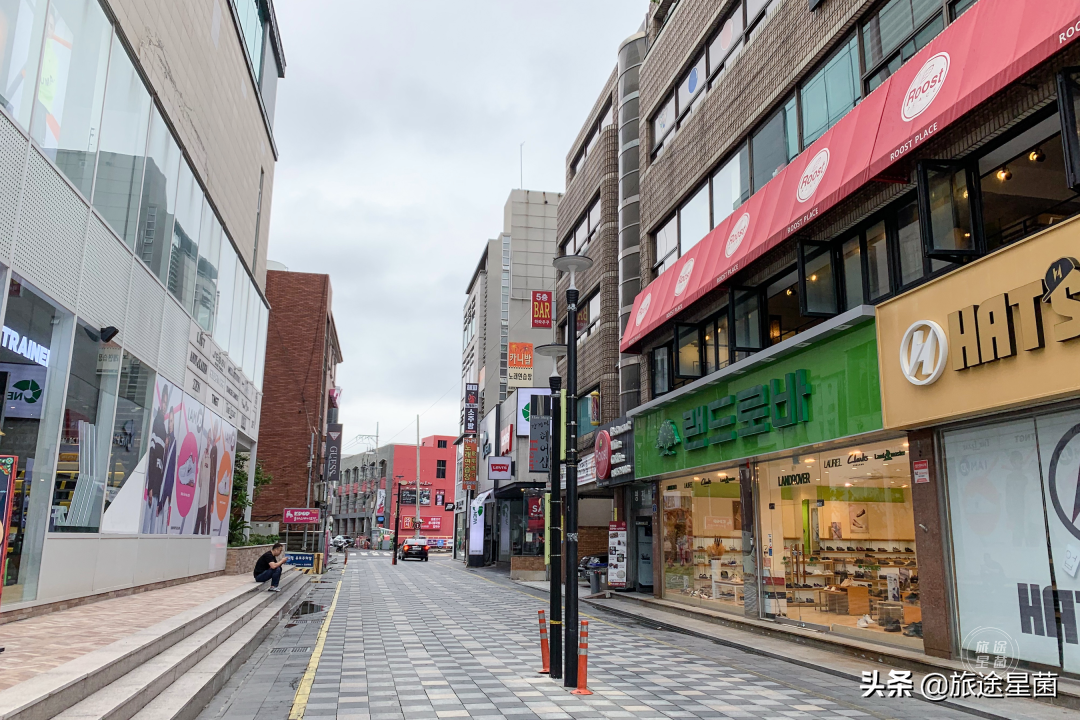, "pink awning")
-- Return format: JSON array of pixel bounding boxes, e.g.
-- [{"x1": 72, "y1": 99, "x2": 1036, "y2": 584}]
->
[{"x1": 621, "y1": 0, "x2": 1080, "y2": 353}]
